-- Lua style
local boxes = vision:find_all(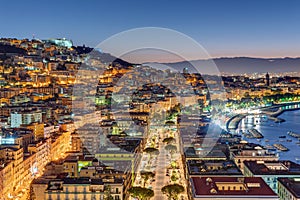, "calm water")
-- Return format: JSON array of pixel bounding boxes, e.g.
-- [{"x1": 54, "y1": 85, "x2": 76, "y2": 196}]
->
[{"x1": 236, "y1": 109, "x2": 300, "y2": 163}]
